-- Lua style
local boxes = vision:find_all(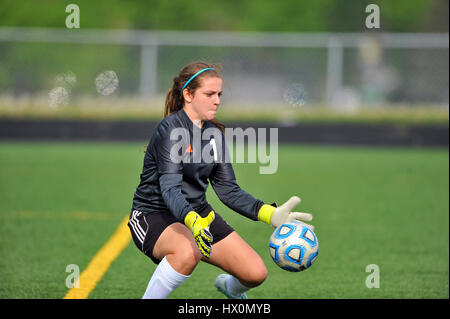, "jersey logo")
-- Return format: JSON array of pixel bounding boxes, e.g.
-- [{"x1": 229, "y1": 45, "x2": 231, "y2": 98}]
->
[{"x1": 185, "y1": 144, "x2": 193, "y2": 153}]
